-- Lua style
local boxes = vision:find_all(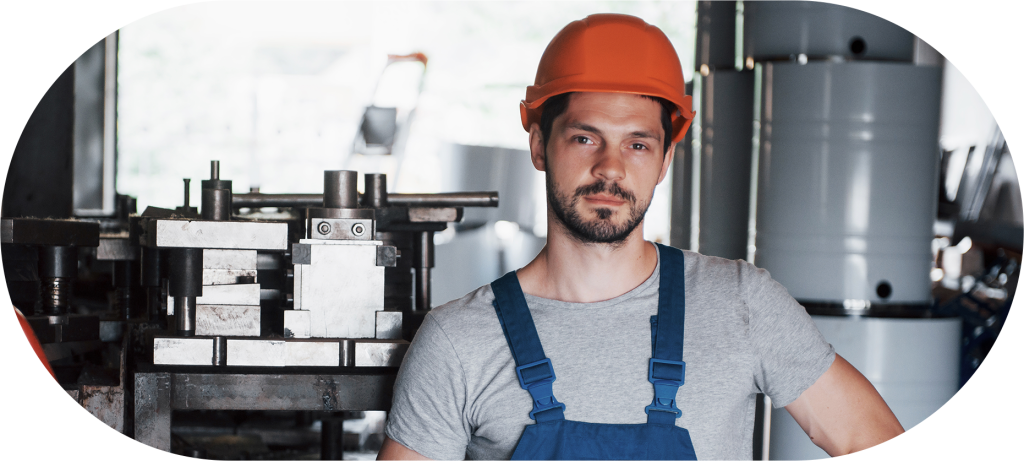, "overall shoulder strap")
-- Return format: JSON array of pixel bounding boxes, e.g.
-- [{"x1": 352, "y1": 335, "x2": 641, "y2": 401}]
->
[
  {"x1": 491, "y1": 271, "x2": 565, "y2": 422},
  {"x1": 647, "y1": 243, "x2": 687, "y2": 425}
]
